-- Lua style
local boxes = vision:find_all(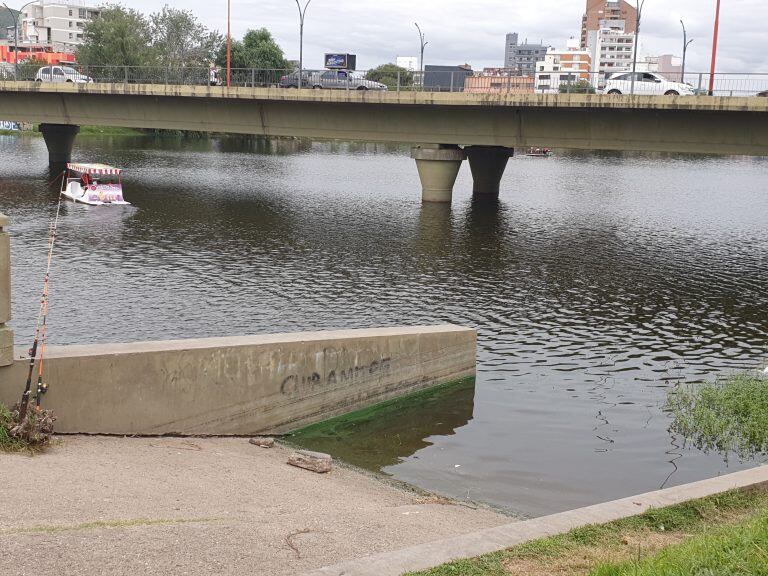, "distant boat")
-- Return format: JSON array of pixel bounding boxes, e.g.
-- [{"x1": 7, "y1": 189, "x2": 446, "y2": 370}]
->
[
  {"x1": 525, "y1": 147, "x2": 552, "y2": 157},
  {"x1": 61, "y1": 163, "x2": 130, "y2": 206}
]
